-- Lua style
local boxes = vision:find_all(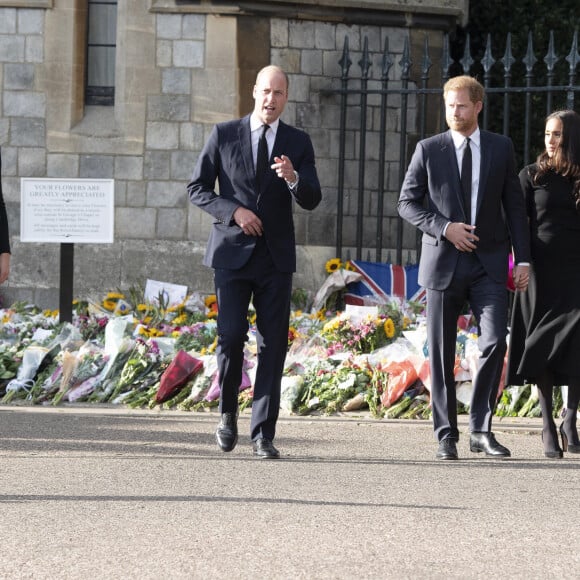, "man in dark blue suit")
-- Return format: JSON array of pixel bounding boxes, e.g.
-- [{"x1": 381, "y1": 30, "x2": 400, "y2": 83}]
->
[
  {"x1": 188, "y1": 65, "x2": 321, "y2": 458},
  {"x1": 398, "y1": 76, "x2": 530, "y2": 460}
]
